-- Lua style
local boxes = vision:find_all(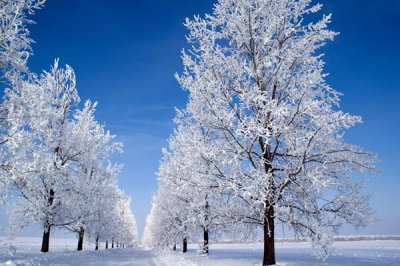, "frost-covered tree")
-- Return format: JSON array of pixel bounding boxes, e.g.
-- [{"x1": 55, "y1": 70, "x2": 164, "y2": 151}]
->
[
  {"x1": 0, "y1": 1, "x2": 136, "y2": 253},
  {"x1": 4, "y1": 60, "x2": 82, "y2": 252},
  {"x1": 114, "y1": 193, "x2": 138, "y2": 247},
  {"x1": 155, "y1": 113, "x2": 249, "y2": 254},
  {"x1": 61, "y1": 100, "x2": 123, "y2": 251},
  {"x1": 143, "y1": 186, "x2": 190, "y2": 251},
  {"x1": 0, "y1": 0, "x2": 44, "y2": 79},
  {"x1": 0, "y1": 0, "x2": 44, "y2": 205},
  {"x1": 142, "y1": 205, "x2": 155, "y2": 247},
  {"x1": 85, "y1": 186, "x2": 138, "y2": 250},
  {"x1": 176, "y1": 0, "x2": 376, "y2": 265},
  {"x1": 4, "y1": 60, "x2": 133, "y2": 252},
  {"x1": 157, "y1": 117, "x2": 220, "y2": 253}
]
